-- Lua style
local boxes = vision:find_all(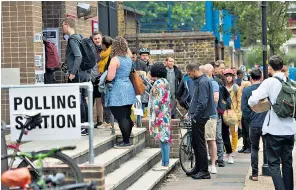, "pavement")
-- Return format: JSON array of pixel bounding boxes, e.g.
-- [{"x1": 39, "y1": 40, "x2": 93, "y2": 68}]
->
[{"x1": 158, "y1": 137, "x2": 296, "y2": 190}]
